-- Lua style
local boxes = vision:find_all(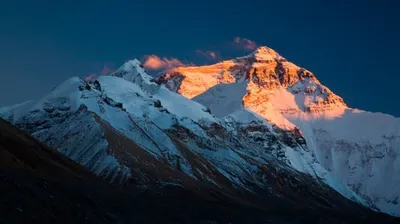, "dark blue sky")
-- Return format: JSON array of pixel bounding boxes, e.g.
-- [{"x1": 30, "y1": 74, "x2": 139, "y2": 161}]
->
[{"x1": 1, "y1": 0, "x2": 399, "y2": 116}]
